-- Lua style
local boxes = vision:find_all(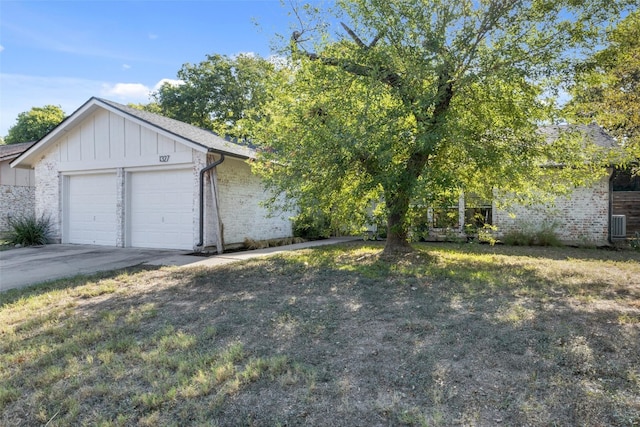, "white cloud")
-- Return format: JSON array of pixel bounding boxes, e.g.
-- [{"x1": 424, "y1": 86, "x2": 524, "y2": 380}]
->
[
  {"x1": 0, "y1": 45, "x2": 4, "y2": 53},
  {"x1": 153, "y1": 78, "x2": 184, "y2": 91},
  {"x1": 233, "y1": 51, "x2": 257, "y2": 59},
  {"x1": 122, "y1": 64, "x2": 131, "y2": 70},
  {"x1": 101, "y1": 83, "x2": 151, "y2": 100},
  {"x1": 148, "y1": 33, "x2": 158, "y2": 40}
]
